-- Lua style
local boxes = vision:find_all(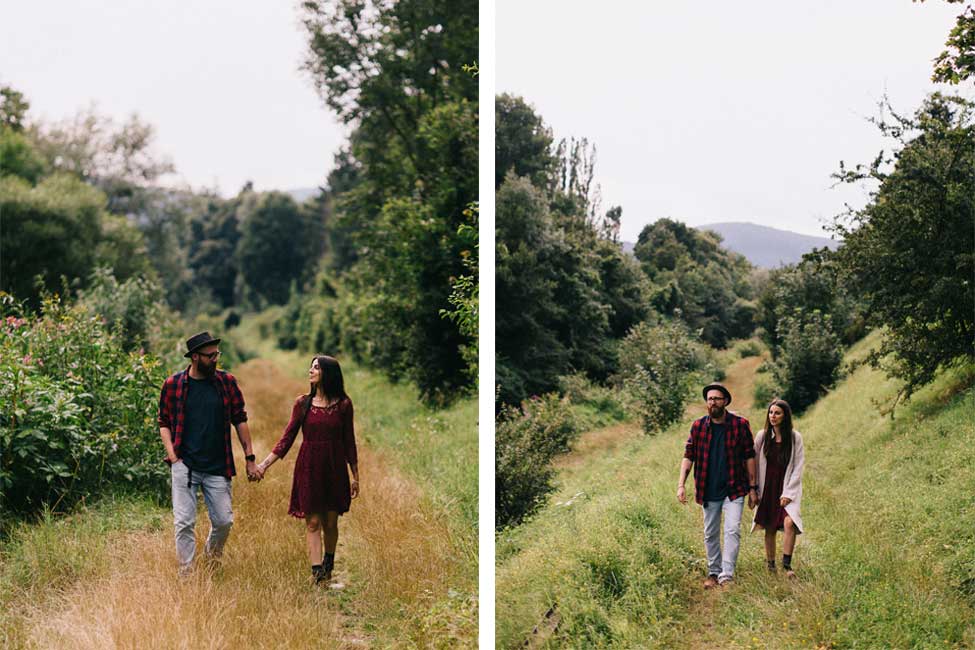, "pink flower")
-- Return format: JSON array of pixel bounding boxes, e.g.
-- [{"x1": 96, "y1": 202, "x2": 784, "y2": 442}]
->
[{"x1": 22, "y1": 354, "x2": 32, "y2": 365}]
